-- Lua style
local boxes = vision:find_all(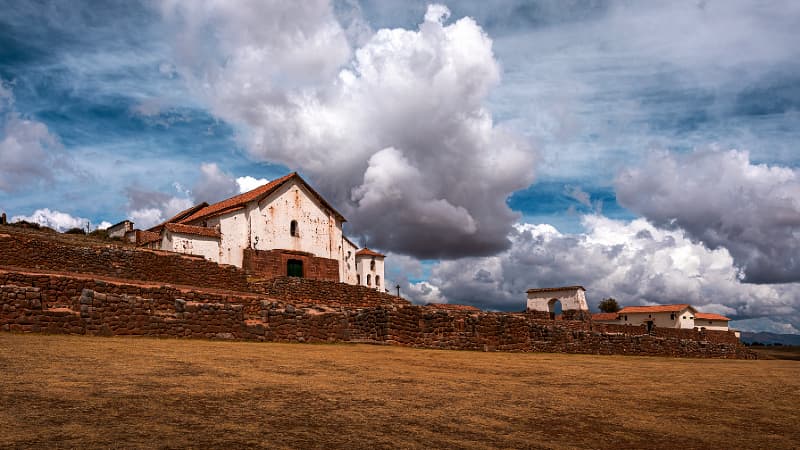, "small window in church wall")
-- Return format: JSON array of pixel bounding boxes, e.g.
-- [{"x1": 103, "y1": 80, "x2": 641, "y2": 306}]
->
[
  {"x1": 290, "y1": 220, "x2": 298, "y2": 237},
  {"x1": 357, "y1": 274, "x2": 361, "y2": 285},
  {"x1": 376, "y1": 275, "x2": 380, "y2": 287},
  {"x1": 367, "y1": 274, "x2": 371, "y2": 286},
  {"x1": 370, "y1": 259, "x2": 375, "y2": 271}
]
